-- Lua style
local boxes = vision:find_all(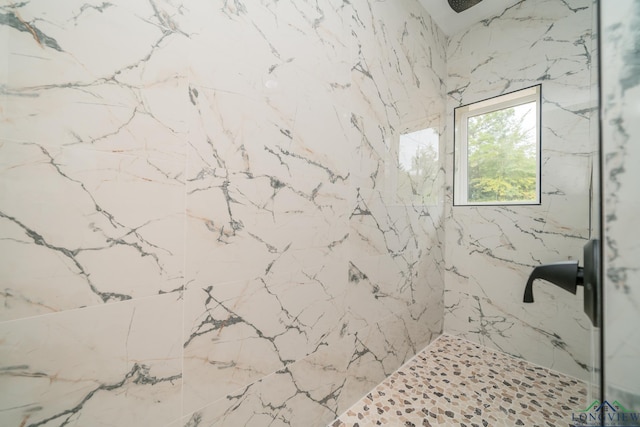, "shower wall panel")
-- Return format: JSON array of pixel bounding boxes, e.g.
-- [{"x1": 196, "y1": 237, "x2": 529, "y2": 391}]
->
[{"x1": 0, "y1": 0, "x2": 446, "y2": 425}]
